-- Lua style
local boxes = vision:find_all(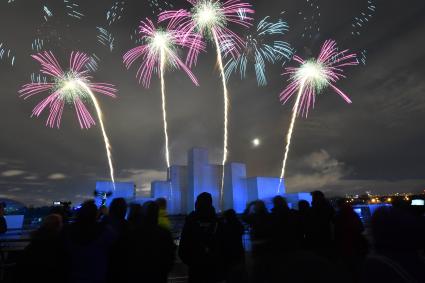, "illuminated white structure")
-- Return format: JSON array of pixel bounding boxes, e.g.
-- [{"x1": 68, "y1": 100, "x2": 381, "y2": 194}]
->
[
  {"x1": 151, "y1": 147, "x2": 312, "y2": 214},
  {"x1": 95, "y1": 148, "x2": 311, "y2": 214}
]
